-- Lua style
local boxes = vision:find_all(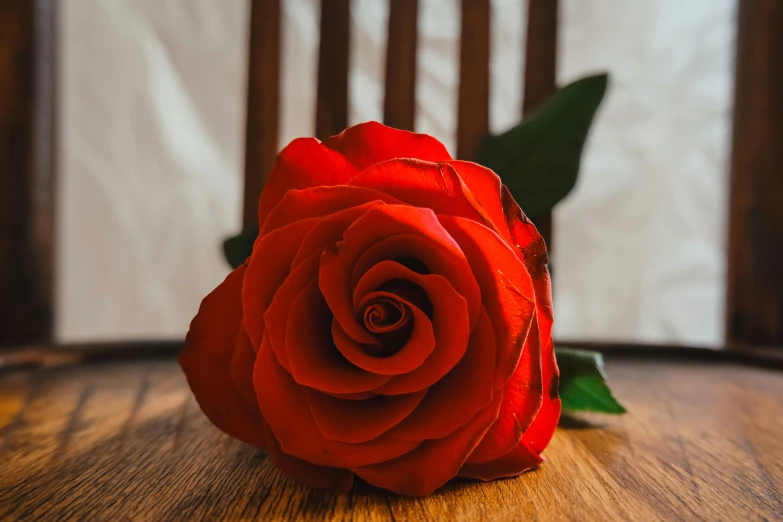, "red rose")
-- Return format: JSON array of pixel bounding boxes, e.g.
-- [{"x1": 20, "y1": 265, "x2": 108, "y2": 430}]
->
[{"x1": 180, "y1": 122, "x2": 560, "y2": 496}]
